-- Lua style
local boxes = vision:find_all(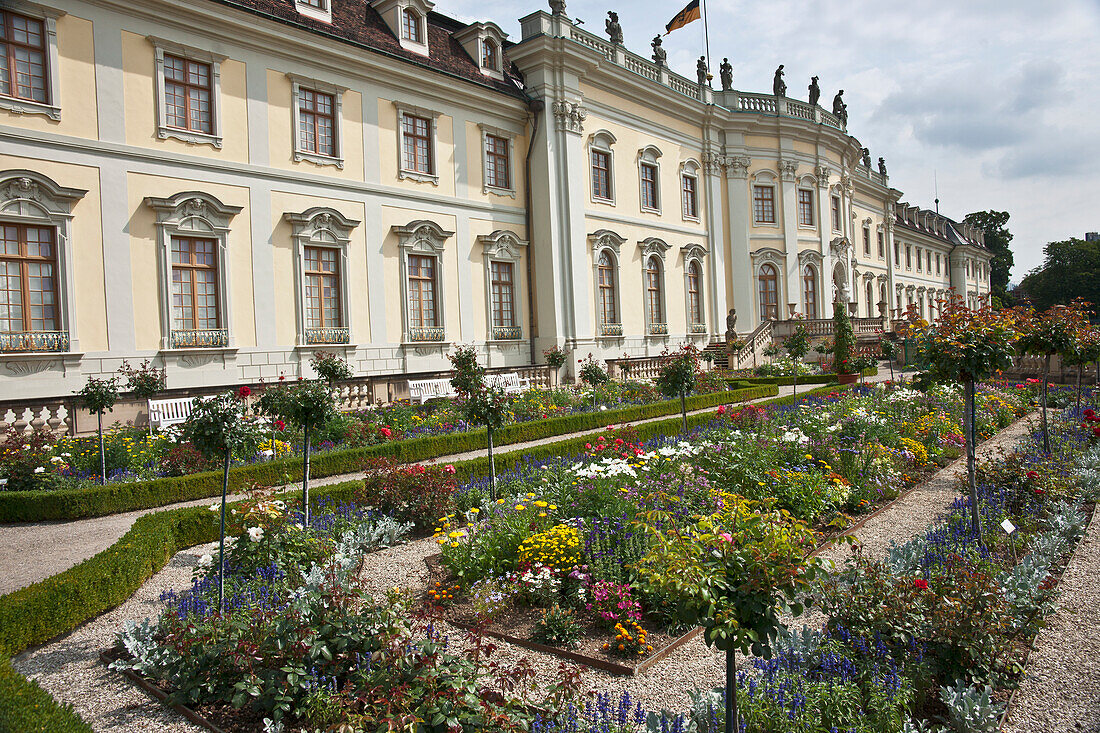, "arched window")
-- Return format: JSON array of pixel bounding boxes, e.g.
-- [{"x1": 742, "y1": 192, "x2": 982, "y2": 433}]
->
[
  {"x1": 598, "y1": 250, "x2": 618, "y2": 325},
  {"x1": 865, "y1": 280, "x2": 874, "y2": 318},
  {"x1": 481, "y1": 39, "x2": 498, "y2": 70},
  {"x1": 401, "y1": 8, "x2": 422, "y2": 43},
  {"x1": 646, "y1": 256, "x2": 663, "y2": 325},
  {"x1": 758, "y1": 264, "x2": 778, "y2": 320},
  {"x1": 687, "y1": 261, "x2": 702, "y2": 325},
  {"x1": 802, "y1": 265, "x2": 817, "y2": 319}
]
